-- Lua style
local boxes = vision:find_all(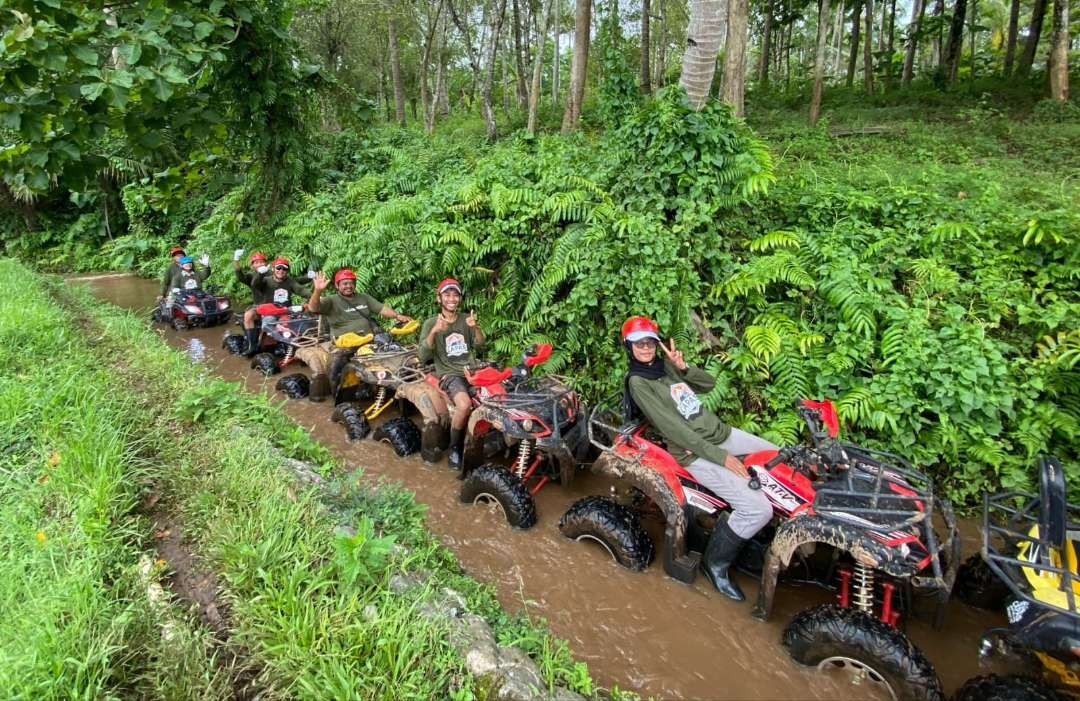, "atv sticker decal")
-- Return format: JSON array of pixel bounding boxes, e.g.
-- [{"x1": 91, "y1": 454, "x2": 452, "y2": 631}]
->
[
  {"x1": 273, "y1": 288, "x2": 289, "y2": 304},
  {"x1": 684, "y1": 489, "x2": 720, "y2": 514},
  {"x1": 445, "y1": 332, "x2": 468, "y2": 357},
  {"x1": 669, "y1": 383, "x2": 702, "y2": 420},
  {"x1": 753, "y1": 469, "x2": 802, "y2": 513}
]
